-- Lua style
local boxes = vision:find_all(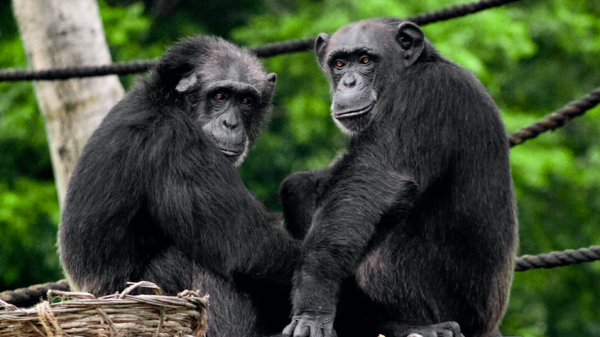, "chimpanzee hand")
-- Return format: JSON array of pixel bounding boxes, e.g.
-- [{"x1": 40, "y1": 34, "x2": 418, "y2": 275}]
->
[
  {"x1": 381, "y1": 321, "x2": 462, "y2": 337},
  {"x1": 280, "y1": 171, "x2": 320, "y2": 240},
  {"x1": 282, "y1": 311, "x2": 337, "y2": 337}
]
